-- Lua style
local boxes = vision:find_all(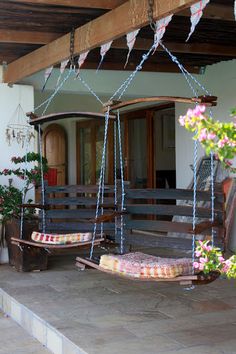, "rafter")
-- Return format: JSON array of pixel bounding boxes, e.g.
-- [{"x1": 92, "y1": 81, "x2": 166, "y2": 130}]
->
[
  {"x1": 3, "y1": 0, "x2": 199, "y2": 84},
  {"x1": 1, "y1": 30, "x2": 235, "y2": 58},
  {"x1": 8, "y1": 0, "x2": 127, "y2": 9}
]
